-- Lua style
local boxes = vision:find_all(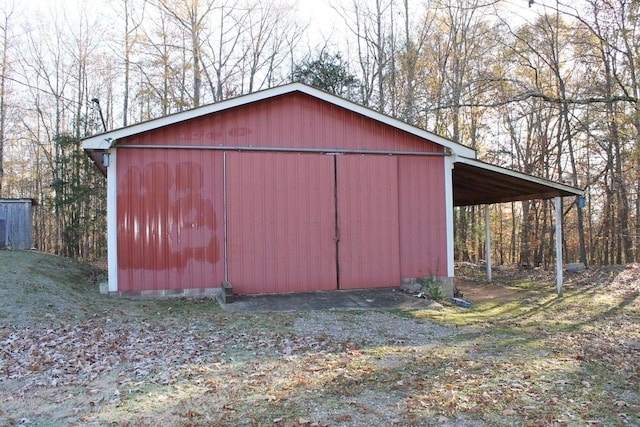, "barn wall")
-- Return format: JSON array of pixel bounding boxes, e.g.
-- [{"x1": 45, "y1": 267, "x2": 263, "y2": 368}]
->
[
  {"x1": 116, "y1": 148, "x2": 225, "y2": 292},
  {"x1": 113, "y1": 91, "x2": 451, "y2": 294},
  {"x1": 397, "y1": 156, "x2": 448, "y2": 279},
  {"x1": 226, "y1": 153, "x2": 436, "y2": 293},
  {"x1": 0, "y1": 200, "x2": 33, "y2": 250}
]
